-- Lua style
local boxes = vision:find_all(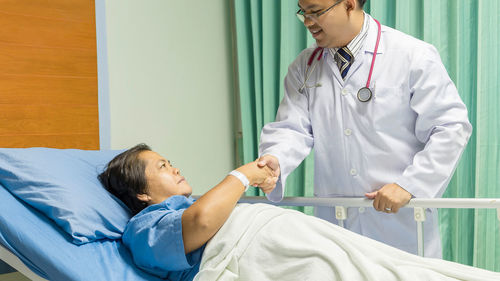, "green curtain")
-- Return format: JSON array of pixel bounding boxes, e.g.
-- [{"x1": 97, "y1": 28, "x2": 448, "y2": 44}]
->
[
  {"x1": 233, "y1": 0, "x2": 316, "y2": 214},
  {"x1": 233, "y1": 0, "x2": 499, "y2": 270}
]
